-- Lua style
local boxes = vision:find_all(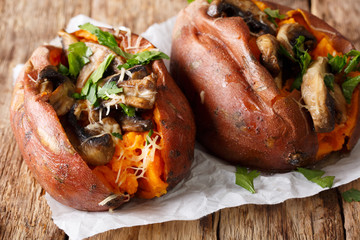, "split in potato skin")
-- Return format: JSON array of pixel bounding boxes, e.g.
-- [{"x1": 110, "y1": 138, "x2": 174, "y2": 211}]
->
[{"x1": 10, "y1": 27, "x2": 195, "y2": 211}]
